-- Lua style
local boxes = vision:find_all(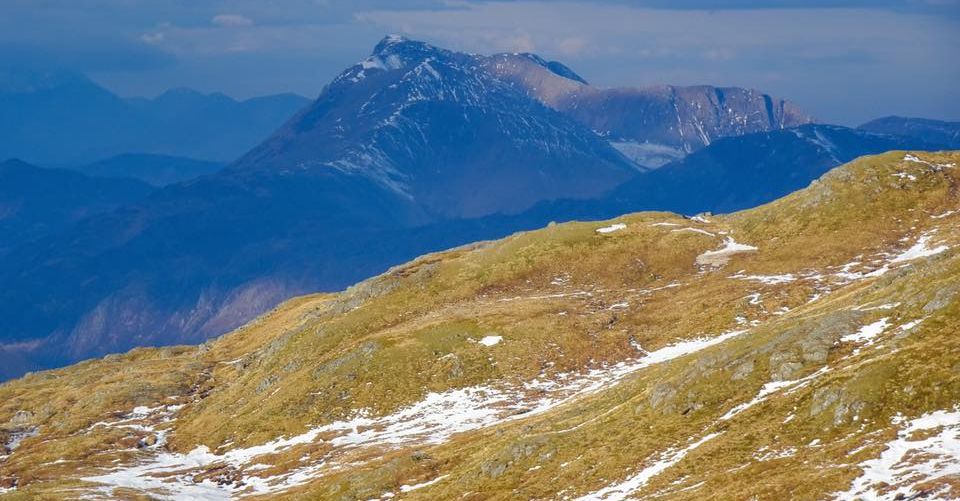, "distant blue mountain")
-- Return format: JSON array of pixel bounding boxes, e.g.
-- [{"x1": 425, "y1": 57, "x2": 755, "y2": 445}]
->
[
  {"x1": 858, "y1": 116, "x2": 960, "y2": 148},
  {"x1": 0, "y1": 159, "x2": 153, "y2": 254},
  {"x1": 503, "y1": 124, "x2": 955, "y2": 225},
  {"x1": 0, "y1": 69, "x2": 310, "y2": 164},
  {"x1": 73, "y1": 153, "x2": 224, "y2": 186},
  {"x1": 607, "y1": 123, "x2": 952, "y2": 215}
]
